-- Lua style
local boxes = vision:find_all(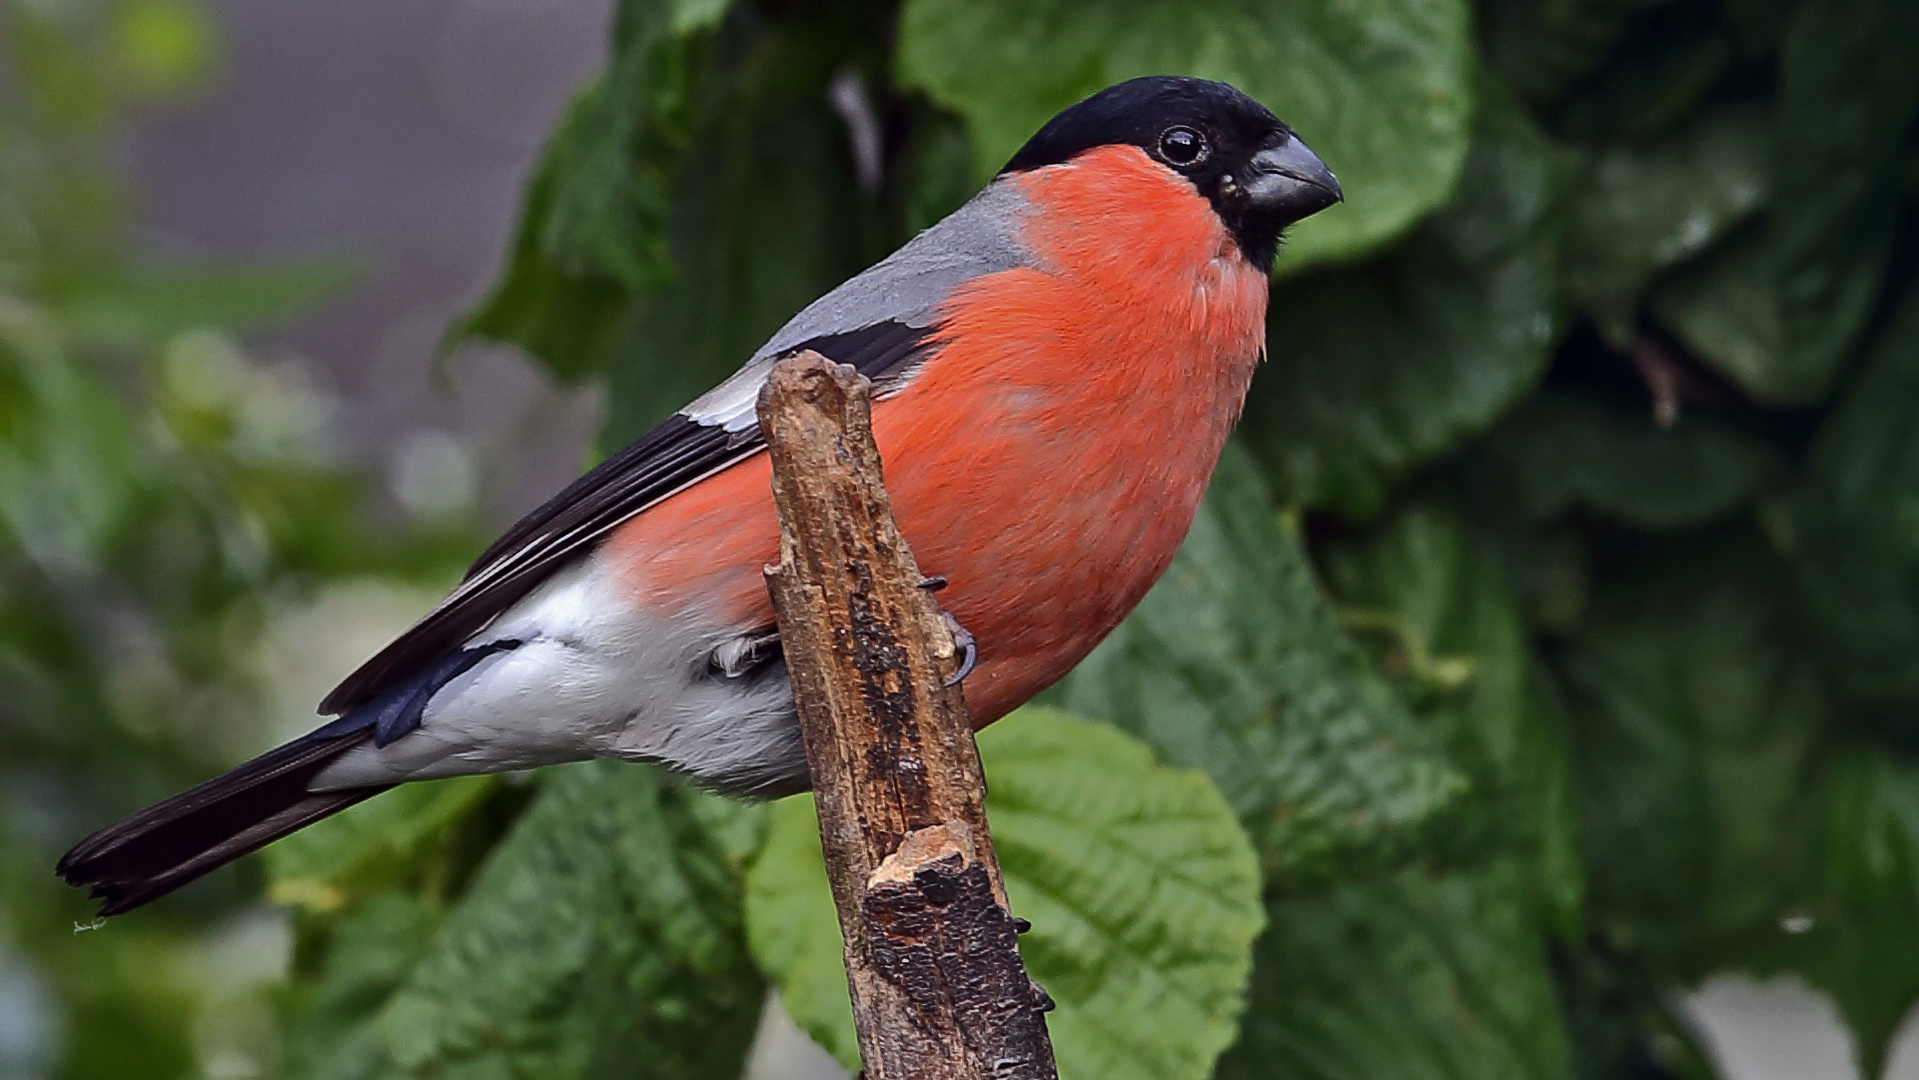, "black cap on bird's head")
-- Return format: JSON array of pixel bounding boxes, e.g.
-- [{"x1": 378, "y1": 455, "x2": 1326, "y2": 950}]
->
[{"x1": 1001, "y1": 75, "x2": 1342, "y2": 272}]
